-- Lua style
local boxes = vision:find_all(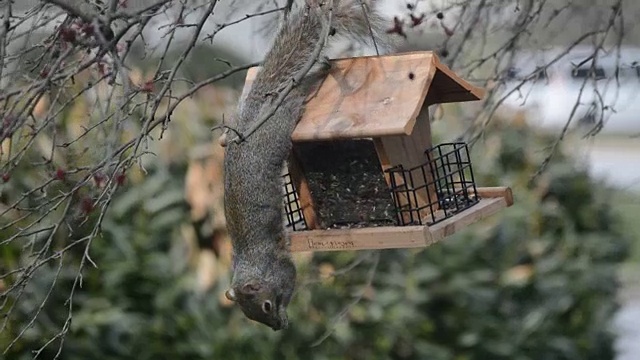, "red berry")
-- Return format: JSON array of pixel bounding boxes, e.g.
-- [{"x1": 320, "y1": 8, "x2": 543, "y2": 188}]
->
[
  {"x1": 140, "y1": 80, "x2": 154, "y2": 93},
  {"x1": 441, "y1": 23, "x2": 454, "y2": 37},
  {"x1": 386, "y1": 17, "x2": 407, "y2": 39},
  {"x1": 410, "y1": 13, "x2": 425, "y2": 27},
  {"x1": 81, "y1": 23, "x2": 94, "y2": 35},
  {"x1": 1, "y1": 173, "x2": 9, "y2": 182},
  {"x1": 59, "y1": 26, "x2": 76, "y2": 42},
  {"x1": 55, "y1": 168, "x2": 66, "y2": 180},
  {"x1": 1, "y1": 116, "x2": 15, "y2": 138},
  {"x1": 115, "y1": 172, "x2": 126, "y2": 186},
  {"x1": 93, "y1": 172, "x2": 105, "y2": 187},
  {"x1": 97, "y1": 62, "x2": 107, "y2": 76},
  {"x1": 81, "y1": 197, "x2": 94, "y2": 214}
]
